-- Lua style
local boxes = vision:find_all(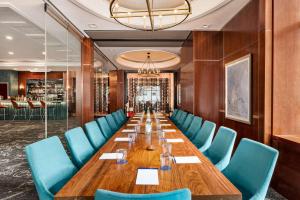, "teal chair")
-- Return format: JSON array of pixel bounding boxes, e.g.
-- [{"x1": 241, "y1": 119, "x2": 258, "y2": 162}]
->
[
  {"x1": 106, "y1": 114, "x2": 119, "y2": 132},
  {"x1": 172, "y1": 110, "x2": 183, "y2": 124},
  {"x1": 97, "y1": 117, "x2": 114, "y2": 139},
  {"x1": 170, "y1": 109, "x2": 178, "y2": 121},
  {"x1": 179, "y1": 113, "x2": 194, "y2": 132},
  {"x1": 84, "y1": 121, "x2": 106, "y2": 149},
  {"x1": 112, "y1": 112, "x2": 123, "y2": 128},
  {"x1": 191, "y1": 120, "x2": 216, "y2": 152},
  {"x1": 223, "y1": 138, "x2": 279, "y2": 200},
  {"x1": 25, "y1": 136, "x2": 77, "y2": 200},
  {"x1": 185, "y1": 116, "x2": 202, "y2": 140},
  {"x1": 203, "y1": 126, "x2": 236, "y2": 171},
  {"x1": 117, "y1": 110, "x2": 126, "y2": 124},
  {"x1": 95, "y1": 188, "x2": 191, "y2": 200},
  {"x1": 65, "y1": 127, "x2": 95, "y2": 168},
  {"x1": 175, "y1": 111, "x2": 187, "y2": 127}
]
